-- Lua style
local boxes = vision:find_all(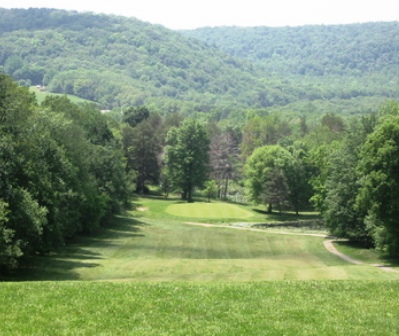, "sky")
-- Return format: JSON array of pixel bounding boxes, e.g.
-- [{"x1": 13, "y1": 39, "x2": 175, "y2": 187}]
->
[{"x1": 1, "y1": 0, "x2": 399, "y2": 30}]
